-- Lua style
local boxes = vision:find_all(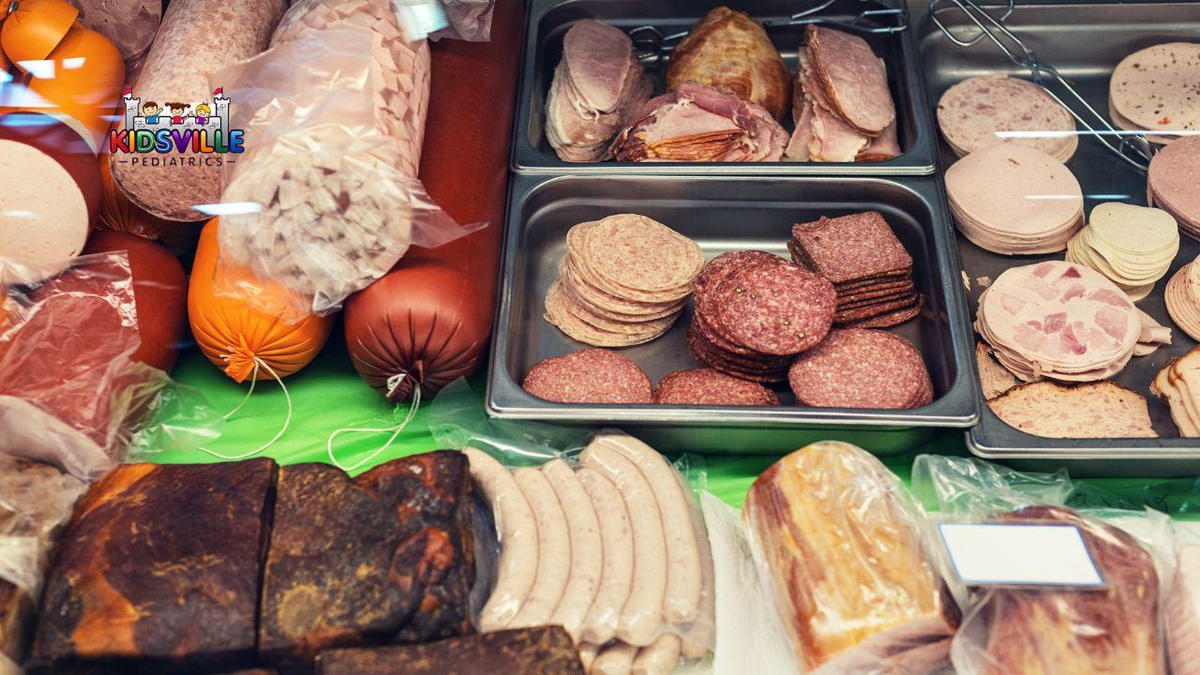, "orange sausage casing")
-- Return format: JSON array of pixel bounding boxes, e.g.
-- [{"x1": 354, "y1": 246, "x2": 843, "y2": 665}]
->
[{"x1": 343, "y1": 0, "x2": 523, "y2": 402}]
